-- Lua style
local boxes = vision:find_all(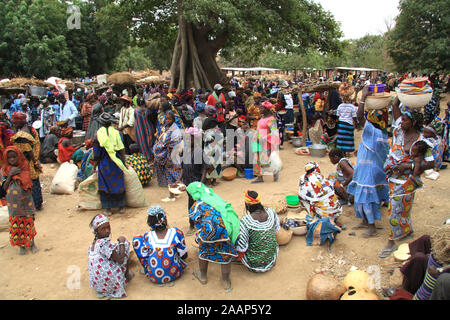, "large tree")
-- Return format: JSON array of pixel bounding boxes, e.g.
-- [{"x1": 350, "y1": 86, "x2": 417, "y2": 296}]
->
[
  {"x1": 99, "y1": 0, "x2": 342, "y2": 90},
  {"x1": 387, "y1": 0, "x2": 450, "y2": 73}
]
